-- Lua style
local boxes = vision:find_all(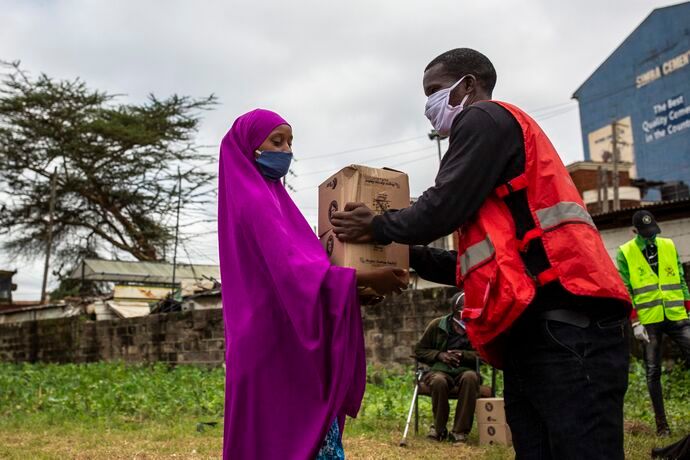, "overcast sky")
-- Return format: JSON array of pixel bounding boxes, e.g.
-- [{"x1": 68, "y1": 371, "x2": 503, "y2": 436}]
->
[{"x1": 0, "y1": 0, "x2": 679, "y2": 299}]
